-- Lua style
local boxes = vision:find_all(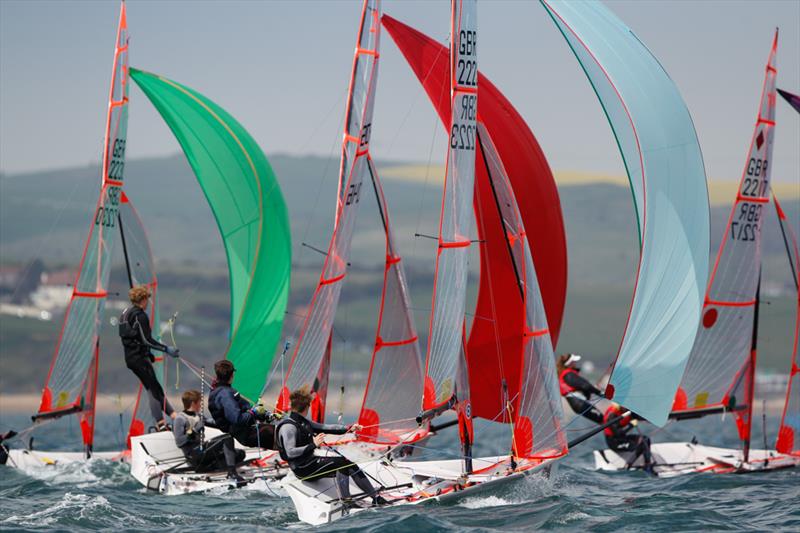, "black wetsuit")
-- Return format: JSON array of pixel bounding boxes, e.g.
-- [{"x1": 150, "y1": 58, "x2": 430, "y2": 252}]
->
[
  {"x1": 276, "y1": 411, "x2": 375, "y2": 500},
  {"x1": 604, "y1": 407, "x2": 653, "y2": 470},
  {"x1": 119, "y1": 306, "x2": 174, "y2": 422},
  {"x1": 173, "y1": 410, "x2": 244, "y2": 473},
  {"x1": 208, "y1": 382, "x2": 275, "y2": 450},
  {"x1": 560, "y1": 369, "x2": 604, "y2": 424}
]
